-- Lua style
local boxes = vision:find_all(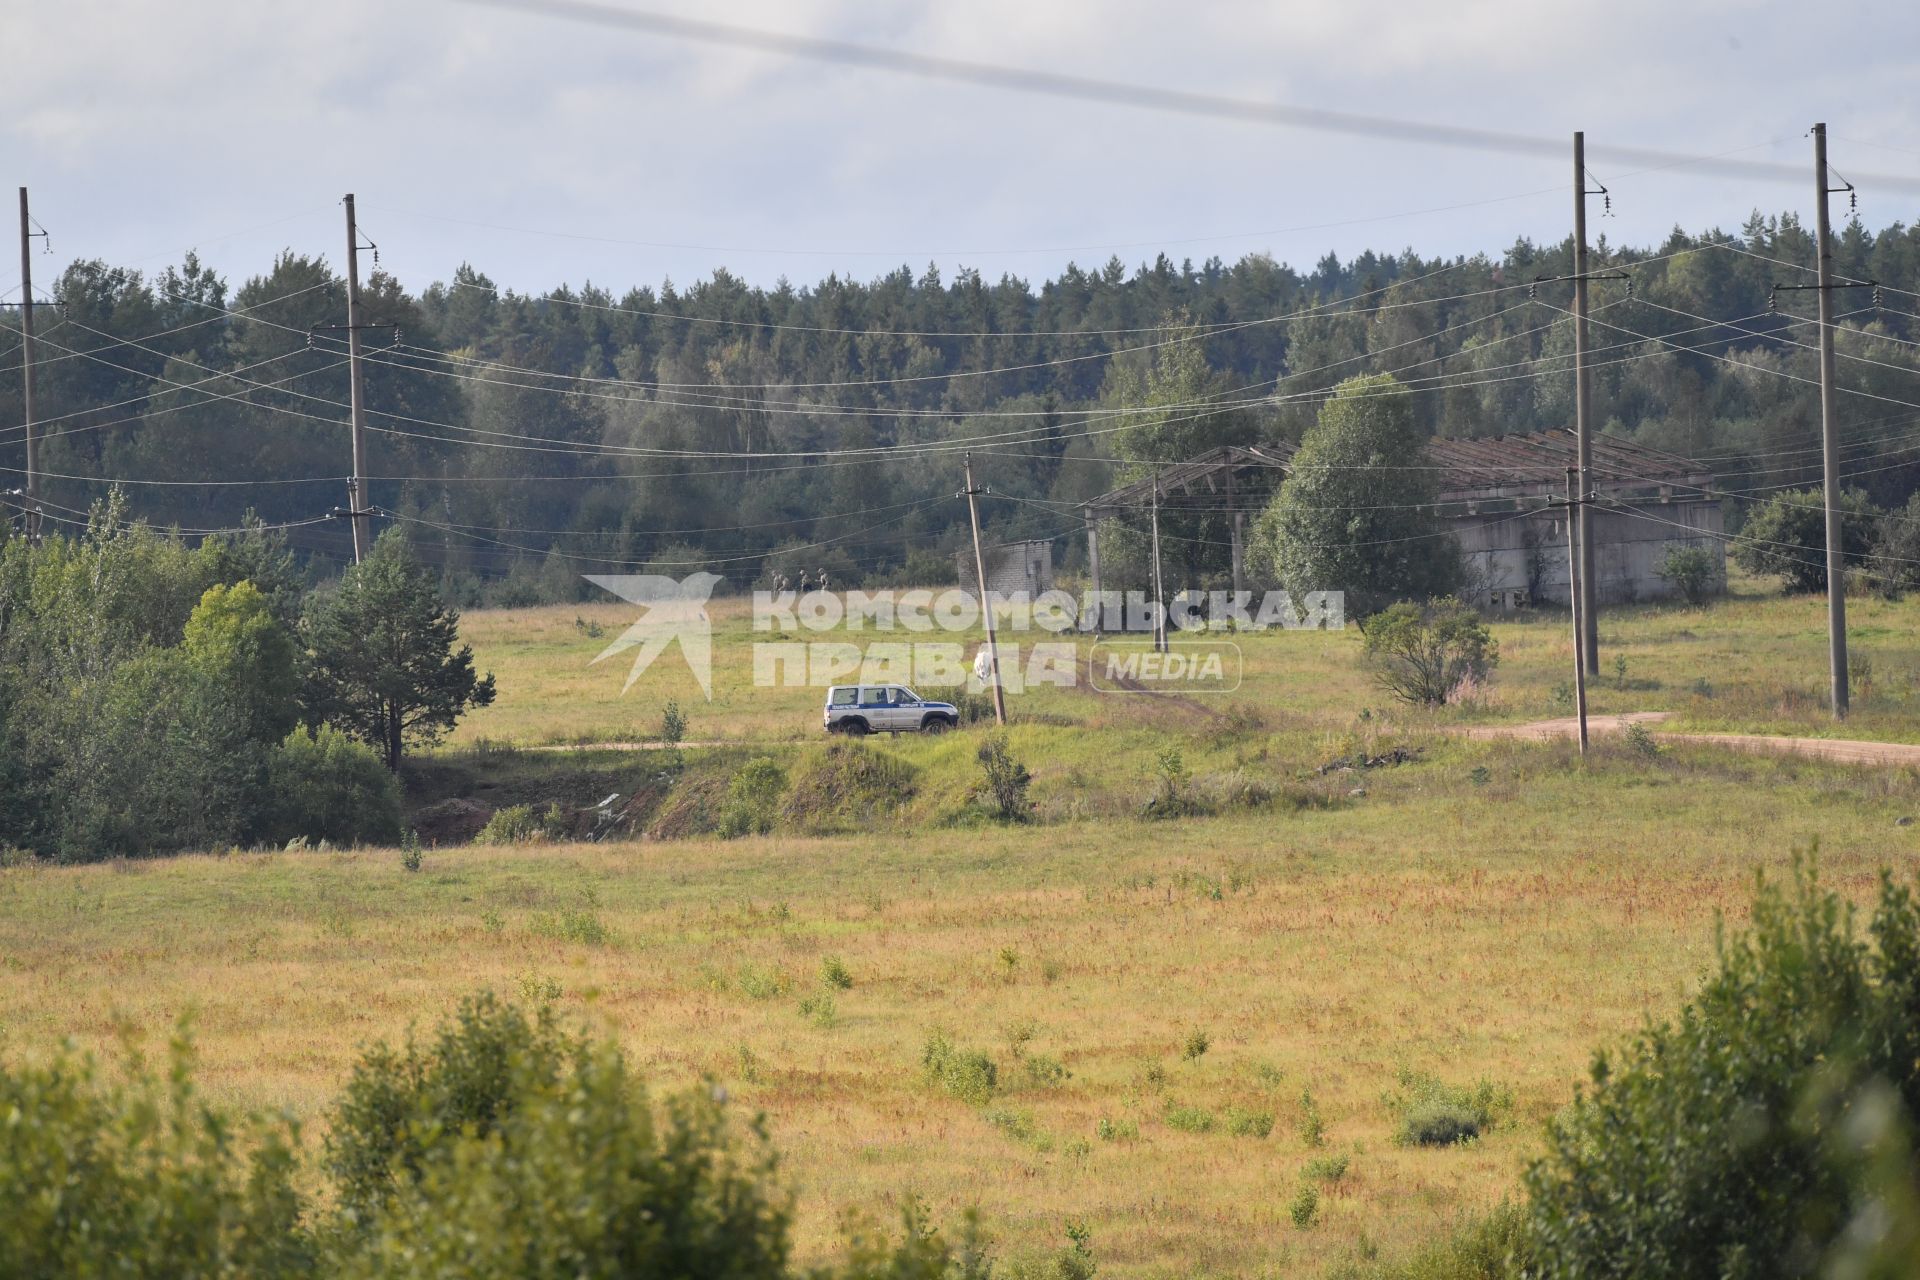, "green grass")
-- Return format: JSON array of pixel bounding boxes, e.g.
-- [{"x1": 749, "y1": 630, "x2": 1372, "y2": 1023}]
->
[{"x1": 450, "y1": 575, "x2": 1920, "y2": 757}]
